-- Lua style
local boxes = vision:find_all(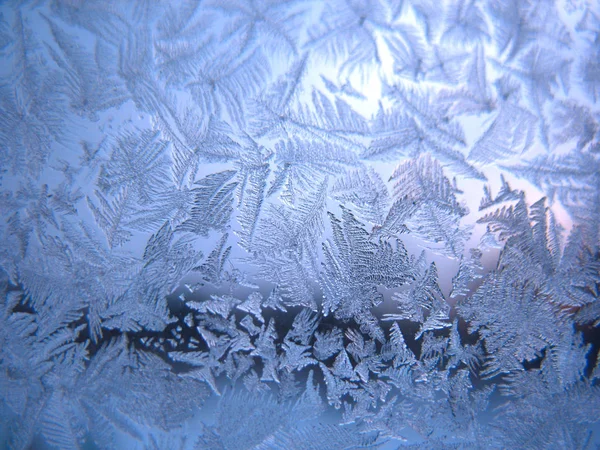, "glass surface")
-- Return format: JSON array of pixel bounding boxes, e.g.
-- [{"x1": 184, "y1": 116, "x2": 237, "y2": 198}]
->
[{"x1": 0, "y1": 0, "x2": 599, "y2": 448}]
